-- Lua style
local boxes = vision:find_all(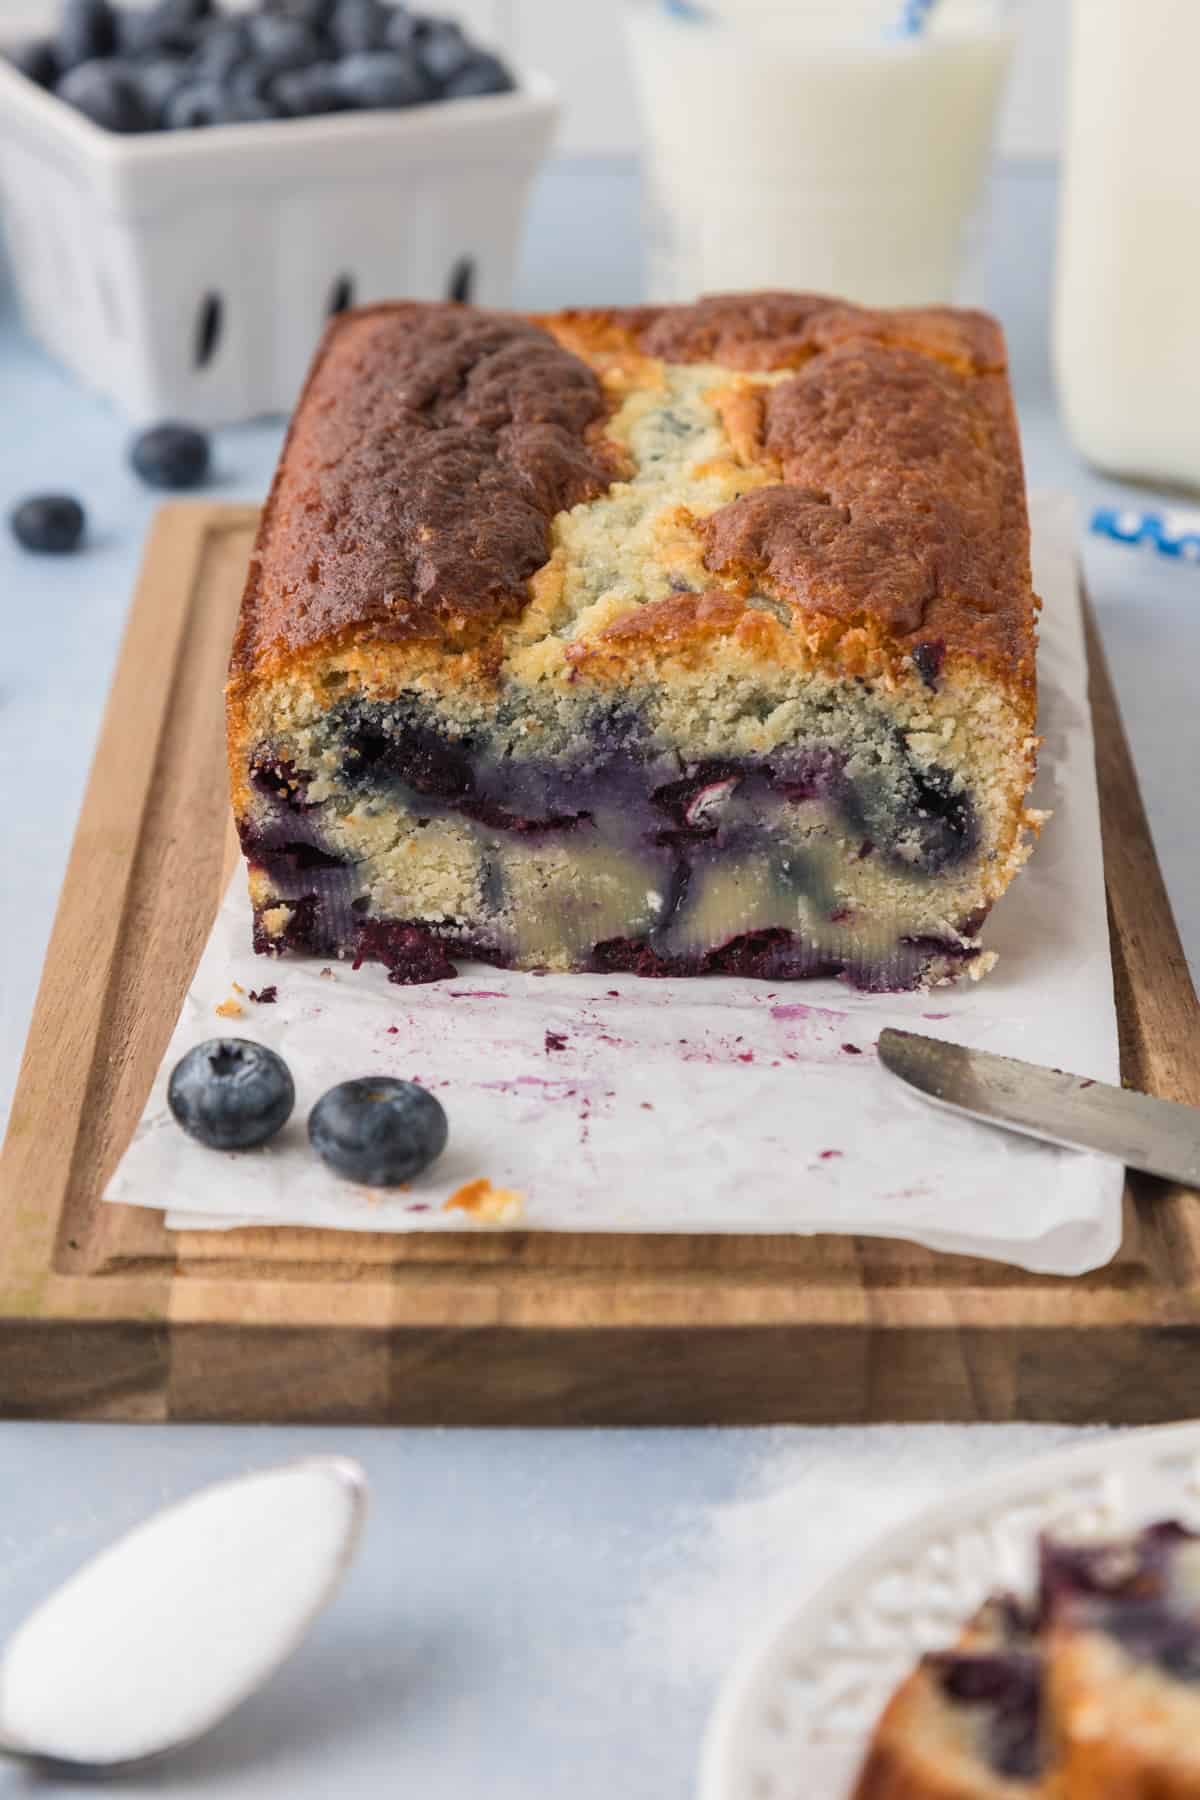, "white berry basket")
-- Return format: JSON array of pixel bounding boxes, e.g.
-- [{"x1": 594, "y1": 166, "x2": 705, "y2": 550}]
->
[{"x1": 0, "y1": 56, "x2": 558, "y2": 424}]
